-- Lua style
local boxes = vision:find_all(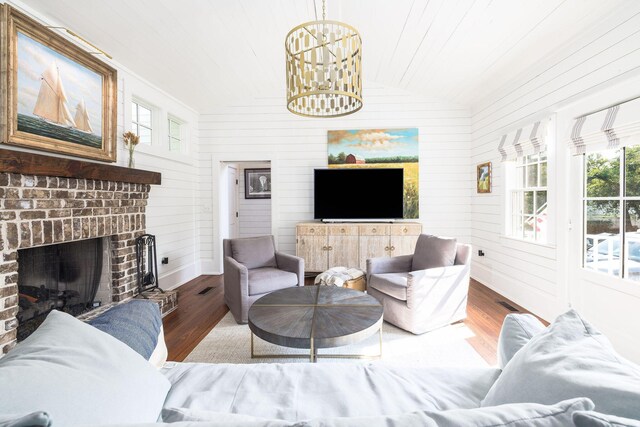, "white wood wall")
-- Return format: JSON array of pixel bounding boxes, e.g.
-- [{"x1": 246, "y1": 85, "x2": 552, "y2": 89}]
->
[
  {"x1": 470, "y1": 4, "x2": 640, "y2": 361},
  {"x1": 198, "y1": 83, "x2": 472, "y2": 273}
]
